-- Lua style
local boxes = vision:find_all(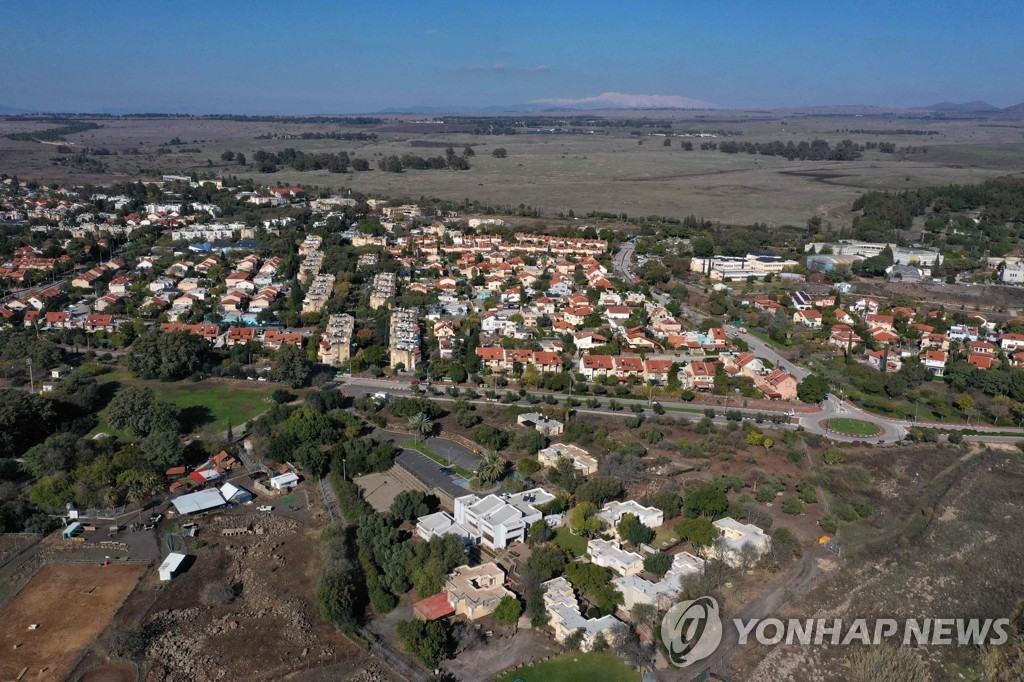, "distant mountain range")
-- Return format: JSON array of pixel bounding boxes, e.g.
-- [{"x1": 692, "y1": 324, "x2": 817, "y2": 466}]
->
[
  {"x1": 919, "y1": 100, "x2": 1002, "y2": 113},
  {"x1": 2, "y1": 97, "x2": 1024, "y2": 117}
]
